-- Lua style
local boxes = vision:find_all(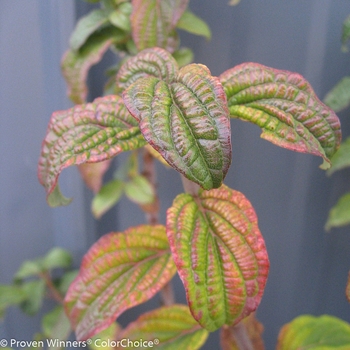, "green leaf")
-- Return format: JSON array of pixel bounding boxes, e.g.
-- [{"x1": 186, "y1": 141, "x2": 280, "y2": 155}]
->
[
  {"x1": 42, "y1": 306, "x2": 71, "y2": 343},
  {"x1": 324, "y1": 77, "x2": 350, "y2": 112},
  {"x1": 220, "y1": 62, "x2": 342, "y2": 169},
  {"x1": 342, "y1": 15, "x2": 350, "y2": 51},
  {"x1": 277, "y1": 315, "x2": 350, "y2": 350},
  {"x1": 327, "y1": 137, "x2": 350, "y2": 175},
  {"x1": 325, "y1": 192, "x2": 350, "y2": 231},
  {"x1": 0, "y1": 285, "x2": 27, "y2": 318},
  {"x1": 15, "y1": 260, "x2": 43, "y2": 280},
  {"x1": 20, "y1": 279, "x2": 46, "y2": 316},
  {"x1": 172, "y1": 47, "x2": 194, "y2": 67},
  {"x1": 70, "y1": 9, "x2": 109, "y2": 51},
  {"x1": 166, "y1": 185, "x2": 269, "y2": 331},
  {"x1": 109, "y1": 3, "x2": 132, "y2": 32},
  {"x1": 38, "y1": 95, "x2": 146, "y2": 207},
  {"x1": 42, "y1": 248, "x2": 72, "y2": 271},
  {"x1": 62, "y1": 27, "x2": 126, "y2": 104},
  {"x1": 64, "y1": 225, "x2": 176, "y2": 340},
  {"x1": 90, "y1": 323, "x2": 120, "y2": 350},
  {"x1": 130, "y1": 0, "x2": 189, "y2": 52},
  {"x1": 117, "y1": 305, "x2": 208, "y2": 349},
  {"x1": 123, "y1": 61, "x2": 232, "y2": 190},
  {"x1": 124, "y1": 175, "x2": 155, "y2": 205},
  {"x1": 57, "y1": 270, "x2": 79, "y2": 295},
  {"x1": 177, "y1": 10, "x2": 211, "y2": 40},
  {"x1": 78, "y1": 160, "x2": 112, "y2": 193},
  {"x1": 91, "y1": 179, "x2": 124, "y2": 219}
]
